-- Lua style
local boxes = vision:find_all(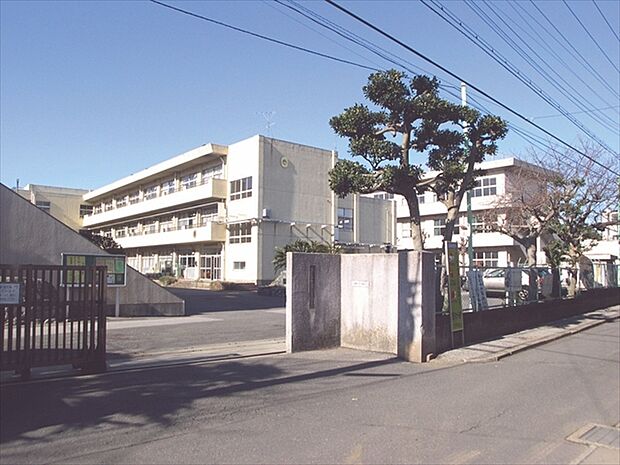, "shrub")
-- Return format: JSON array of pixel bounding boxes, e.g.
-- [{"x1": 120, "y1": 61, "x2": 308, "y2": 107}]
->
[{"x1": 158, "y1": 275, "x2": 177, "y2": 286}]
